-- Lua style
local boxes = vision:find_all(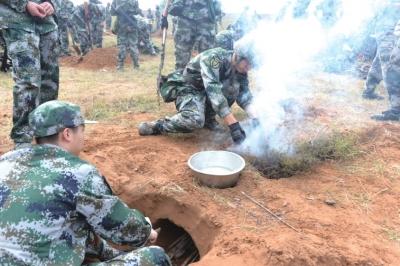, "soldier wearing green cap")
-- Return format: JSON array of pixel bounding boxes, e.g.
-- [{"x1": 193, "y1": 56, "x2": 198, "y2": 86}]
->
[
  {"x1": 138, "y1": 45, "x2": 259, "y2": 145},
  {"x1": 0, "y1": 100, "x2": 171, "y2": 266}
]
